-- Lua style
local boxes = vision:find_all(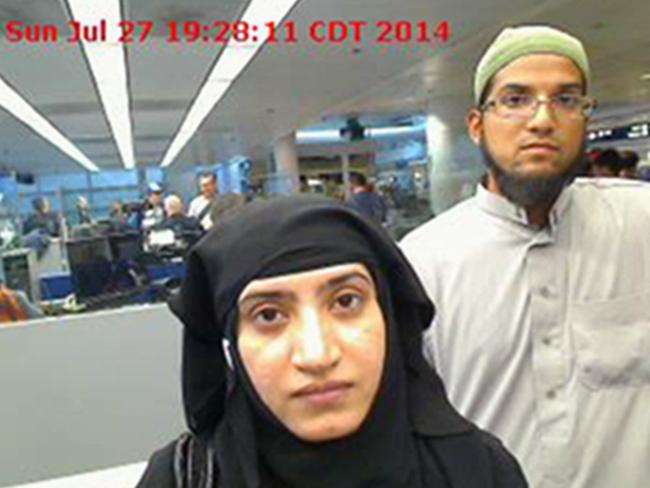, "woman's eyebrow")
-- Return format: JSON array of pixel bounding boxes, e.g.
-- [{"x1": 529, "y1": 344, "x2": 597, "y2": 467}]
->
[
  {"x1": 238, "y1": 271, "x2": 371, "y2": 307},
  {"x1": 239, "y1": 291, "x2": 297, "y2": 308},
  {"x1": 318, "y1": 272, "x2": 371, "y2": 295}
]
